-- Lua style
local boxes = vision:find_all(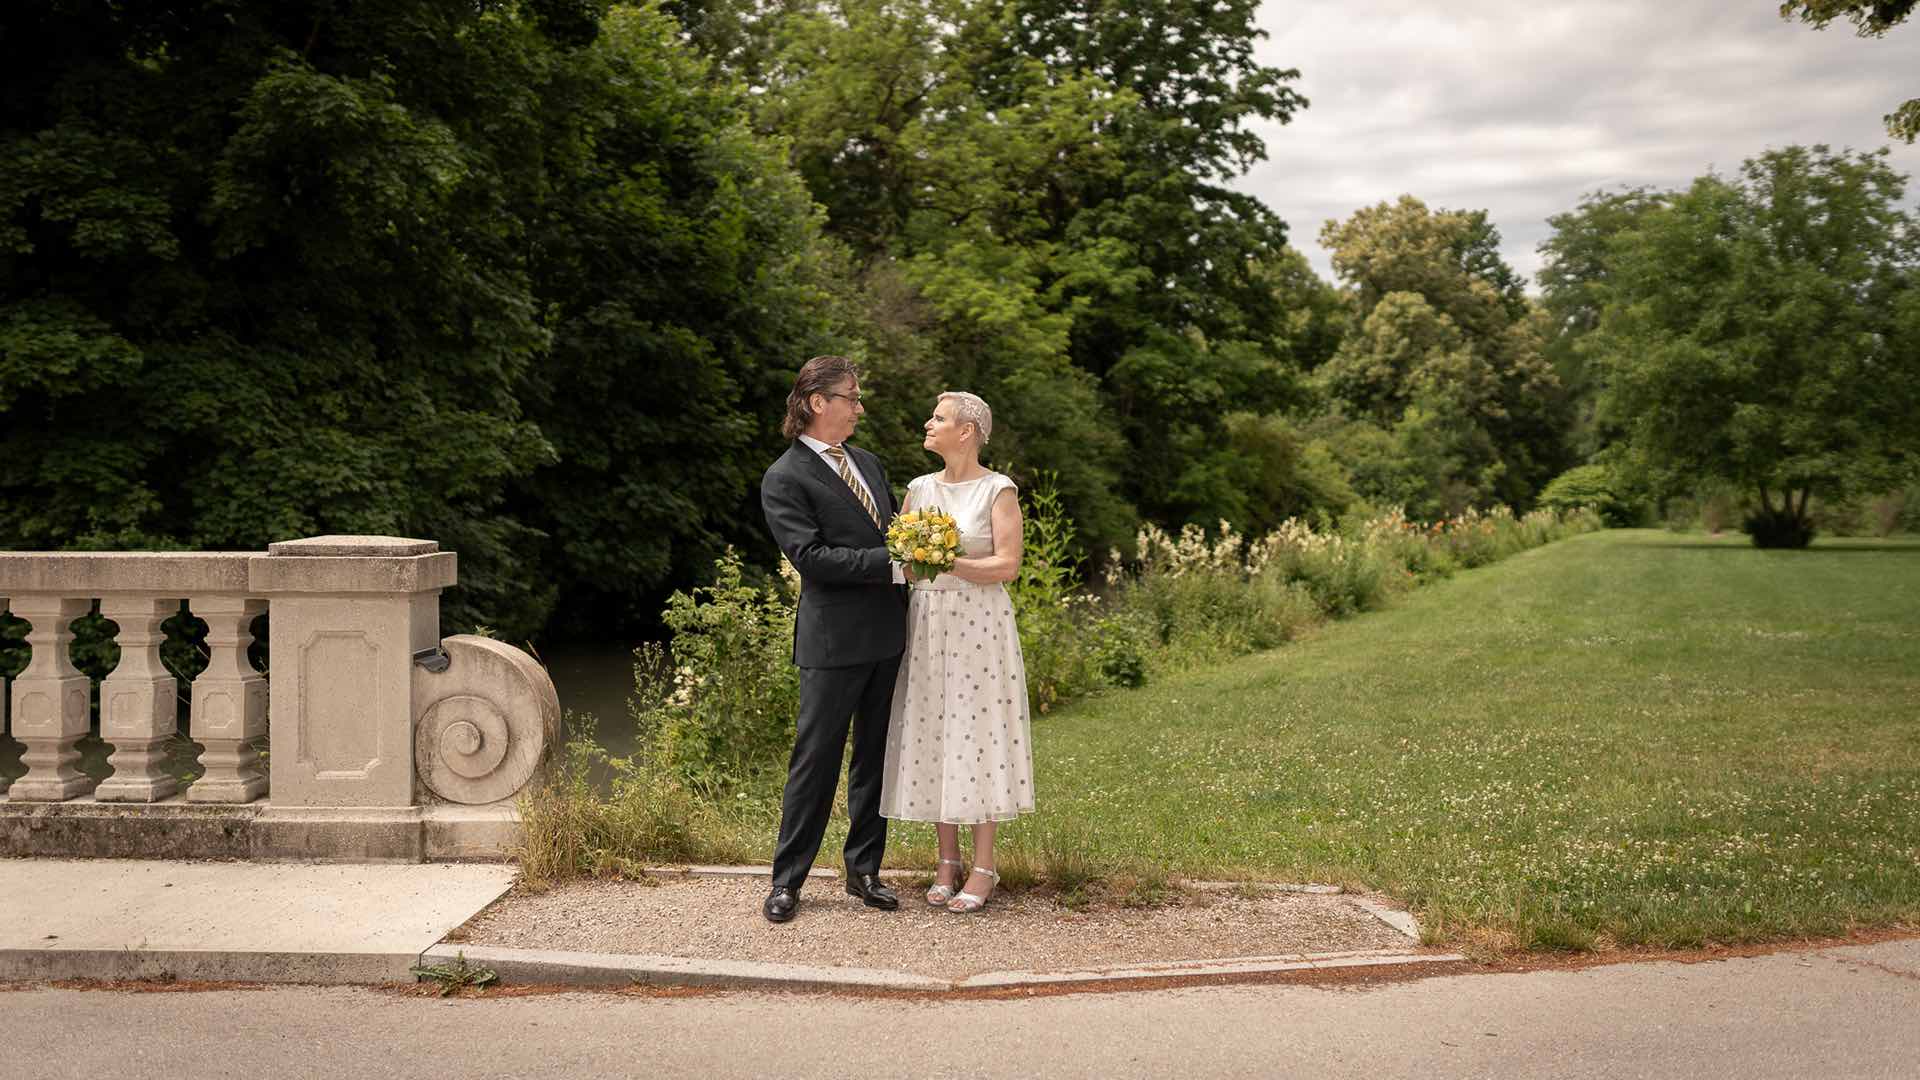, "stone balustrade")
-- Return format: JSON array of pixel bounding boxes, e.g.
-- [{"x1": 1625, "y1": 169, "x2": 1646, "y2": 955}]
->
[{"x1": 0, "y1": 536, "x2": 558, "y2": 860}]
